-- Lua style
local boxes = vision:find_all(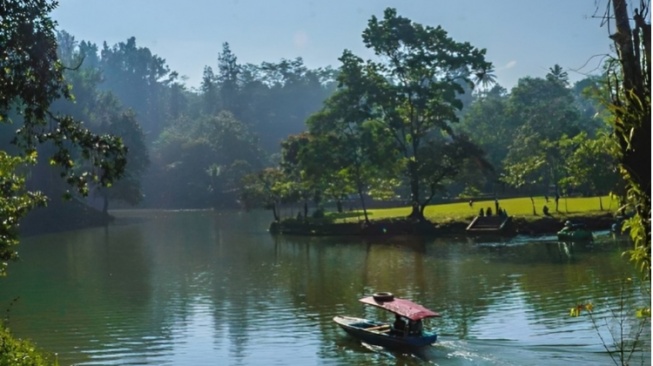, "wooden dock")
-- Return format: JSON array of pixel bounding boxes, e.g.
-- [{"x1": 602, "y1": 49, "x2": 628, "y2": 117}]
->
[{"x1": 466, "y1": 215, "x2": 513, "y2": 235}]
